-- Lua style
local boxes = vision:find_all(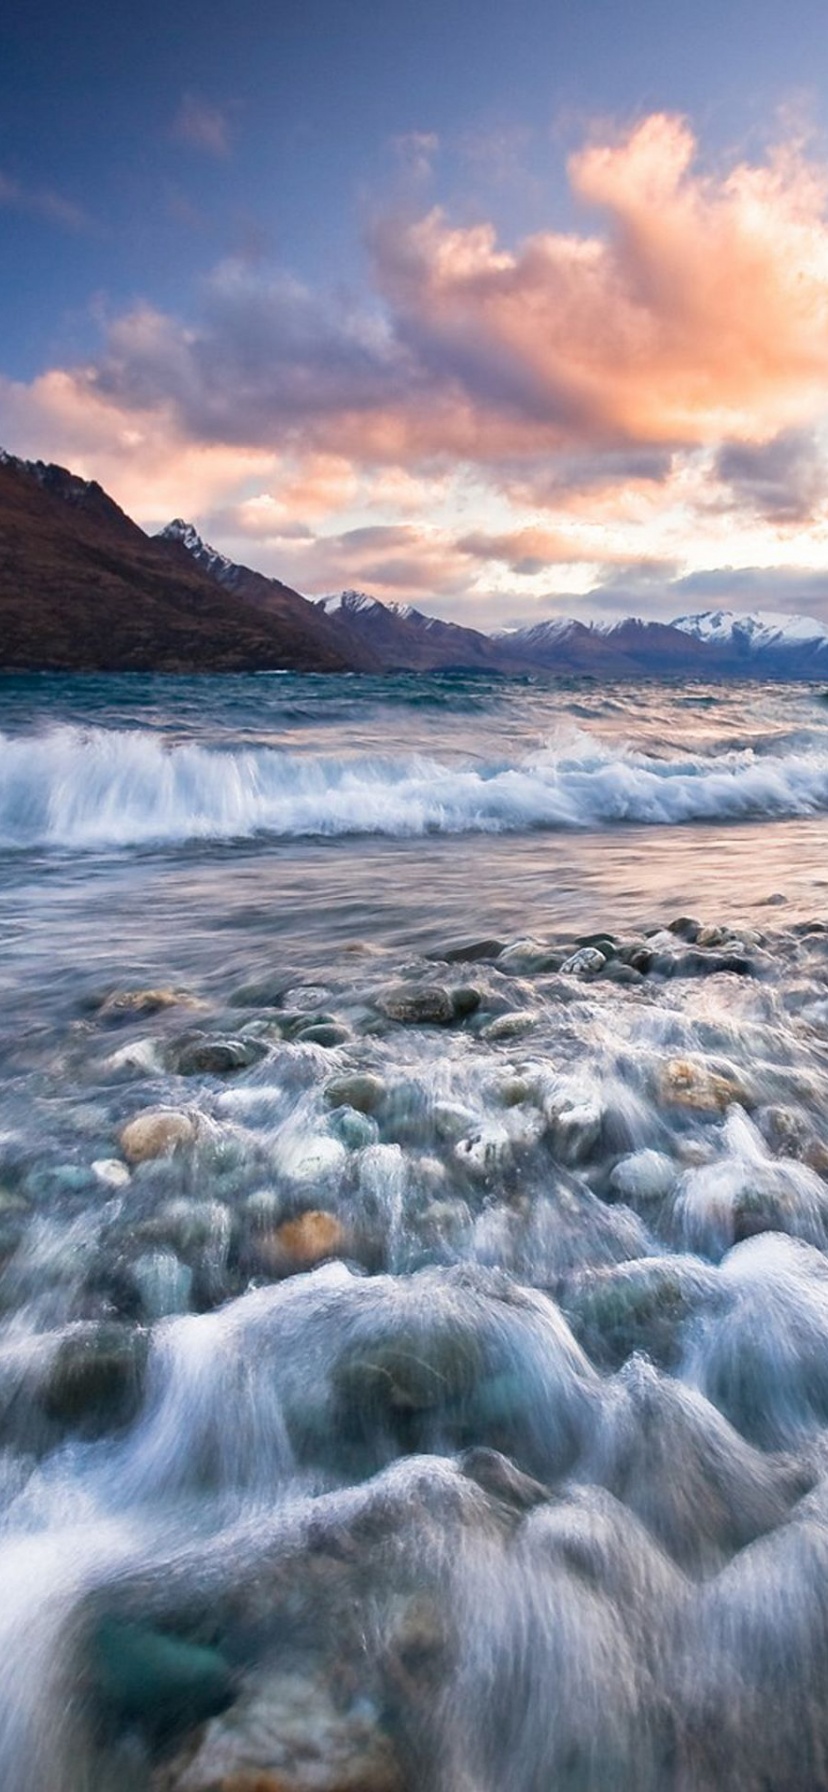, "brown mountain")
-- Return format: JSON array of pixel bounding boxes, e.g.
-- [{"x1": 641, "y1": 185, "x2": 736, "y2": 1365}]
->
[
  {"x1": 0, "y1": 455, "x2": 364, "y2": 673},
  {"x1": 159, "y1": 521, "x2": 382, "y2": 672}
]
